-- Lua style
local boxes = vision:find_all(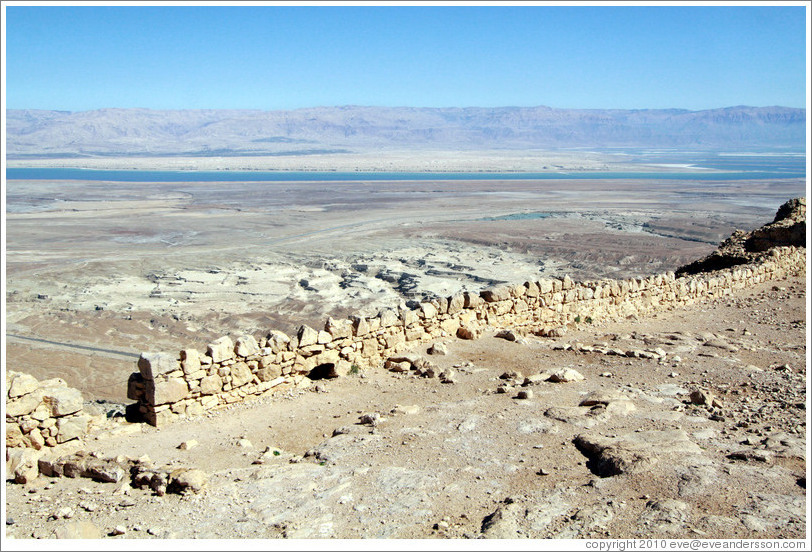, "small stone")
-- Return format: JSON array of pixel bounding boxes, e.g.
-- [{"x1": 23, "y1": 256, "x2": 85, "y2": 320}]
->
[
  {"x1": 439, "y1": 369, "x2": 456, "y2": 384},
  {"x1": 600, "y1": 372, "x2": 613, "y2": 378},
  {"x1": 178, "y1": 440, "x2": 198, "y2": 450},
  {"x1": 495, "y1": 329, "x2": 518, "y2": 342},
  {"x1": 689, "y1": 389, "x2": 715, "y2": 406},
  {"x1": 236, "y1": 438, "x2": 253, "y2": 449},
  {"x1": 537, "y1": 468, "x2": 550, "y2": 476},
  {"x1": 516, "y1": 389, "x2": 533, "y2": 400},
  {"x1": 359, "y1": 412, "x2": 381, "y2": 426},
  {"x1": 79, "y1": 501, "x2": 98, "y2": 512},
  {"x1": 670, "y1": 372, "x2": 679, "y2": 378},
  {"x1": 111, "y1": 525, "x2": 127, "y2": 536}
]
